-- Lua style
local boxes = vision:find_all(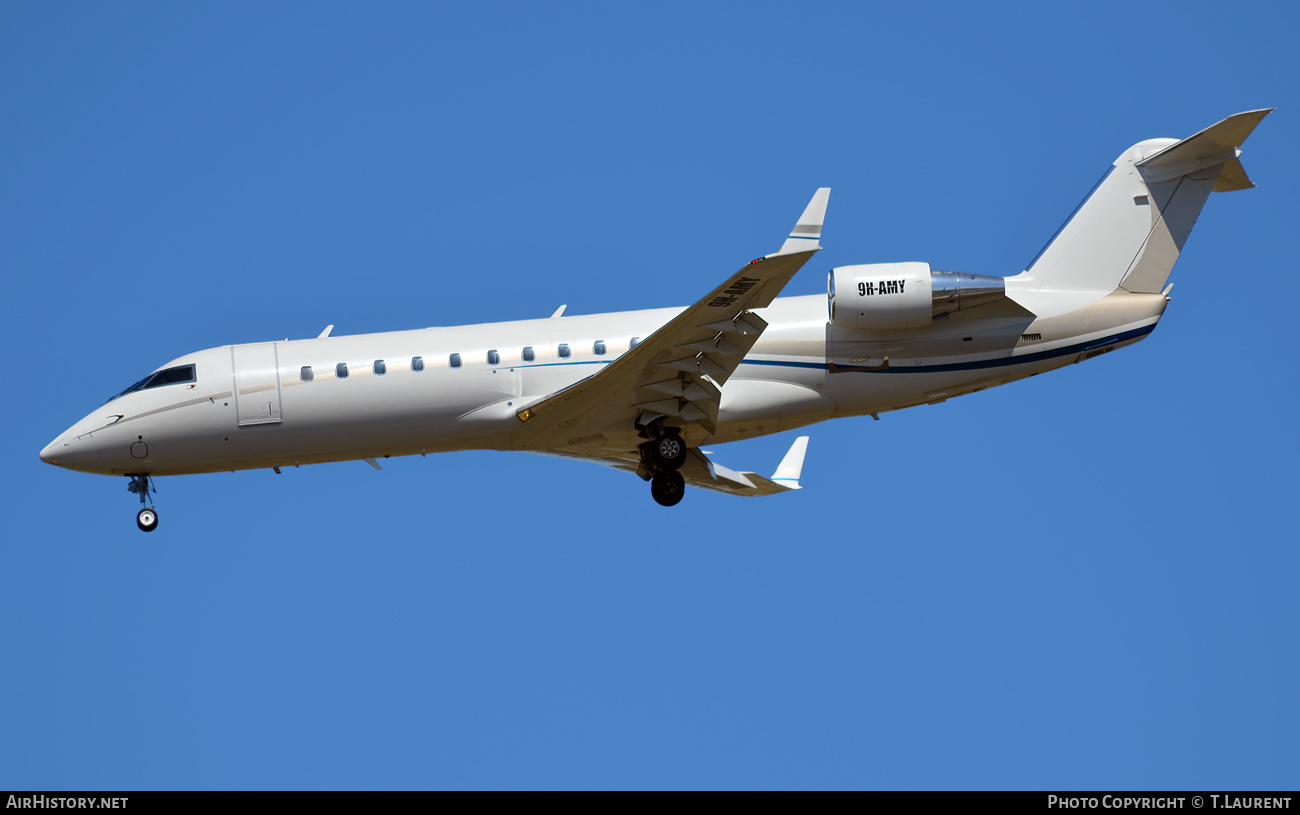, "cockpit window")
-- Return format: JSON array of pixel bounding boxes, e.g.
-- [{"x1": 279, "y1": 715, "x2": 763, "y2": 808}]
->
[{"x1": 107, "y1": 364, "x2": 197, "y2": 403}]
